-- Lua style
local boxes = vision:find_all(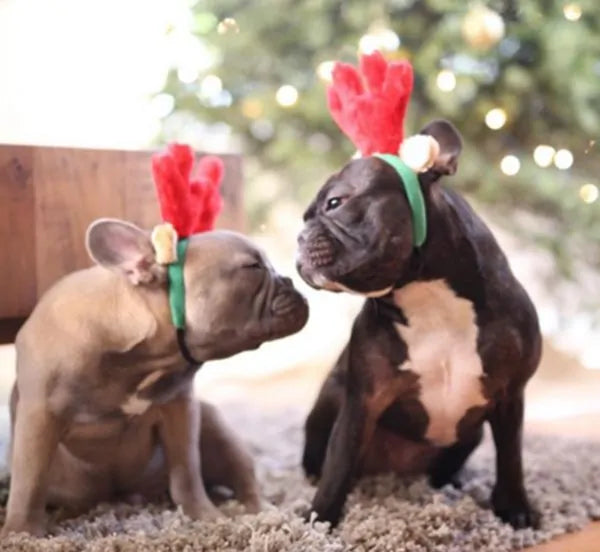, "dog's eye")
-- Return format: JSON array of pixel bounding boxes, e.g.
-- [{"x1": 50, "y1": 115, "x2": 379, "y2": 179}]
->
[
  {"x1": 243, "y1": 261, "x2": 263, "y2": 270},
  {"x1": 325, "y1": 197, "x2": 344, "y2": 211}
]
